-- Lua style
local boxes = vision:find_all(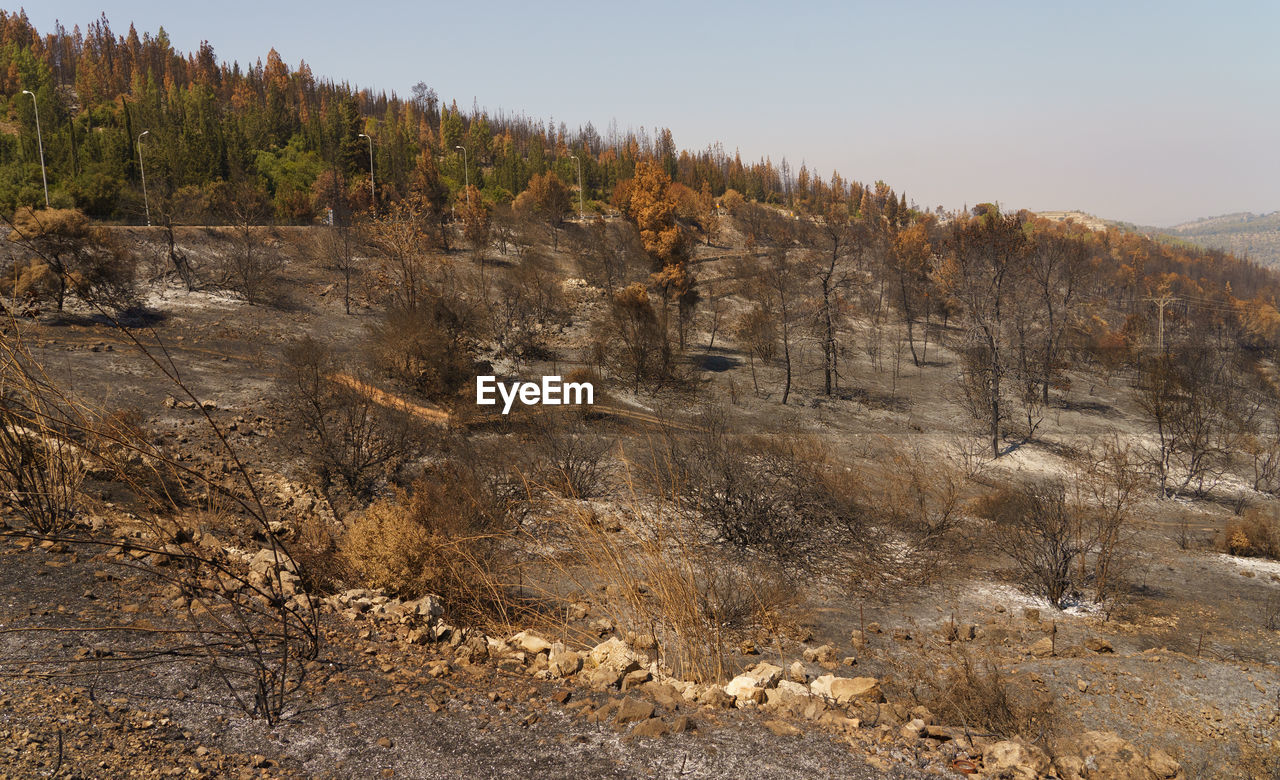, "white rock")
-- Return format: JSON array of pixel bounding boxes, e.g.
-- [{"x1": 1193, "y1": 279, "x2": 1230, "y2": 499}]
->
[
  {"x1": 744, "y1": 662, "x2": 784, "y2": 689},
  {"x1": 589, "y1": 637, "x2": 648, "y2": 671},
  {"x1": 509, "y1": 631, "x2": 553, "y2": 655},
  {"x1": 810, "y1": 674, "x2": 882, "y2": 704},
  {"x1": 724, "y1": 674, "x2": 762, "y2": 698},
  {"x1": 776, "y1": 679, "x2": 811, "y2": 697}
]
